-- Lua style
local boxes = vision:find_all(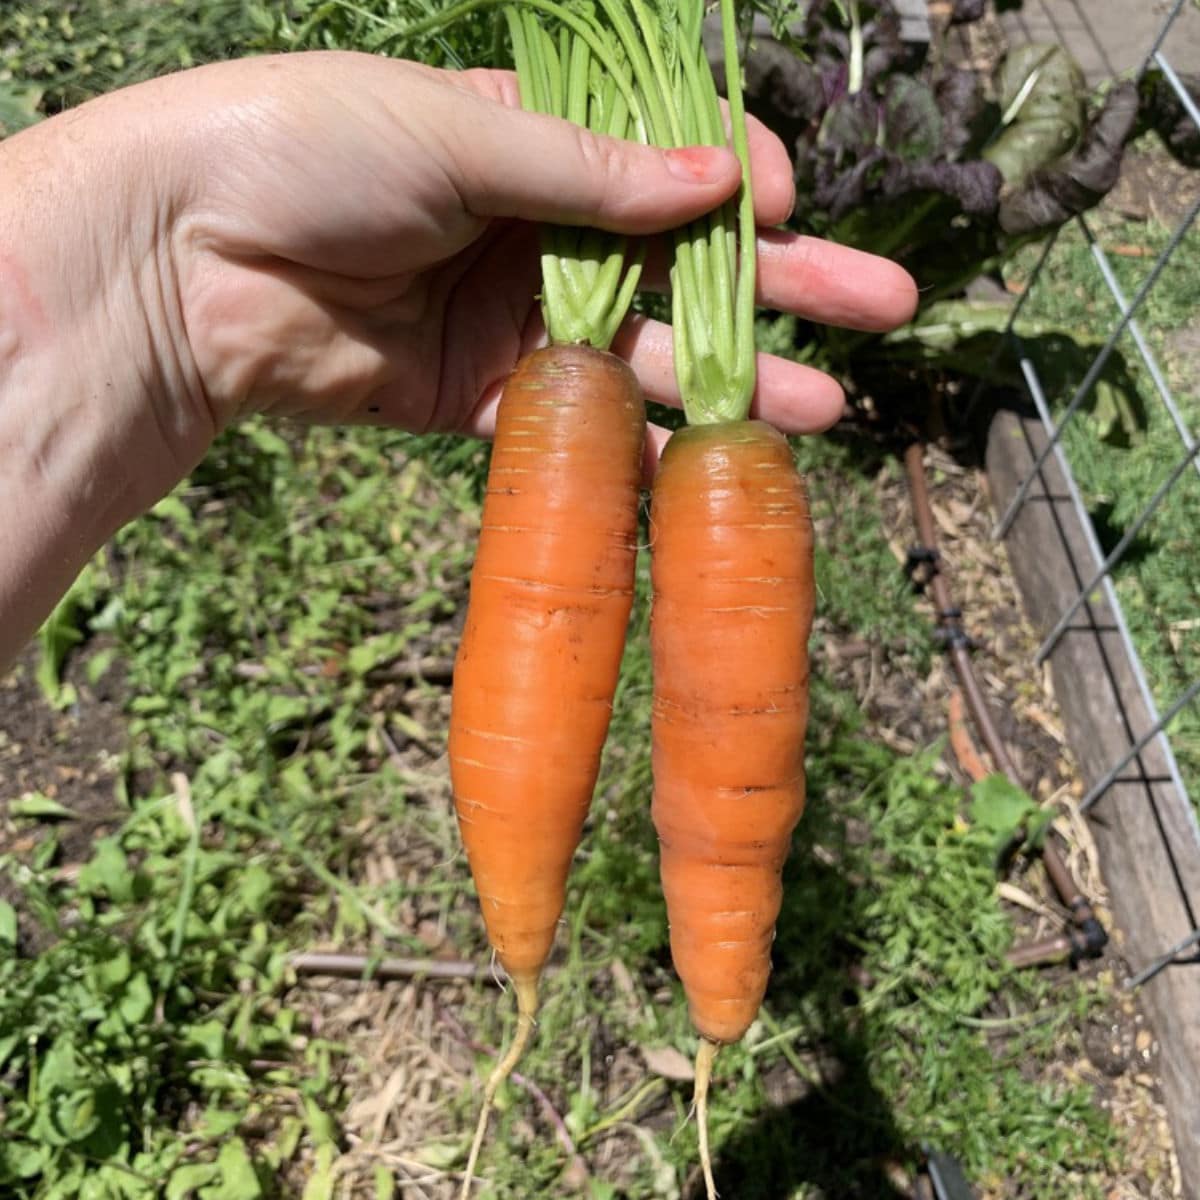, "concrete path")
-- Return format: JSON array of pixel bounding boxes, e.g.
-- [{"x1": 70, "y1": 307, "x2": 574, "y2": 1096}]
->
[{"x1": 999, "y1": 0, "x2": 1200, "y2": 82}]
